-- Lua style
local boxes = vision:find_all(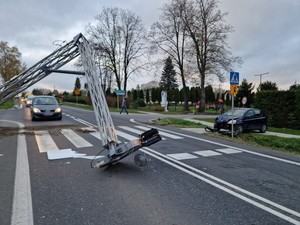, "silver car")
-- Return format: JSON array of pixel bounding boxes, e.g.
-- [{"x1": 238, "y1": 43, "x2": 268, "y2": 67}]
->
[{"x1": 30, "y1": 96, "x2": 62, "y2": 121}]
